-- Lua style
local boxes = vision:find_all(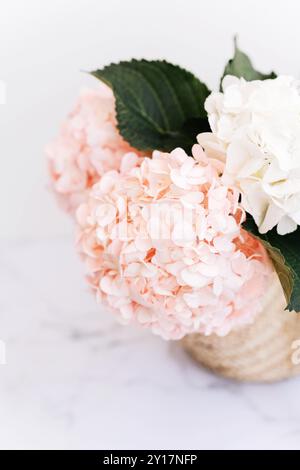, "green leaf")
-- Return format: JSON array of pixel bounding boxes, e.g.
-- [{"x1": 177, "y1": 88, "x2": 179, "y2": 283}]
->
[
  {"x1": 221, "y1": 37, "x2": 276, "y2": 87},
  {"x1": 243, "y1": 216, "x2": 300, "y2": 312},
  {"x1": 91, "y1": 60, "x2": 211, "y2": 153}
]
